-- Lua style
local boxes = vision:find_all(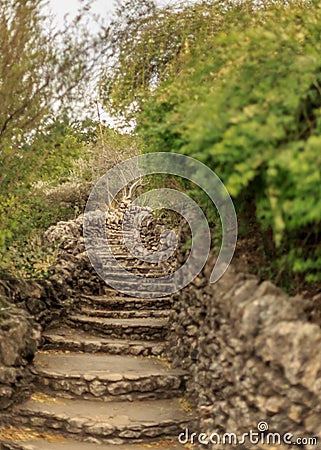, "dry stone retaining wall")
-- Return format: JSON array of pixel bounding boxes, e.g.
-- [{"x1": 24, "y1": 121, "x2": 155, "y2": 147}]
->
[
  {"x1": 45, "y1": 203, "x2": 177, "y2": 298},
  {"x1": 167, "y1": 251, "x2": 321, "y2": 449},
  {"x1": 0, "y1": 243, "x2": 77, "y2": 412},
  {"x1": 0, "y1": 297, "x2": 40, "y2": 411},
  {"x1": 0, "y1": 270, "x2": 64, "y2": 412},
  {"x1": 0, "y1": 214, "x2": 92, "y2": 413},
  {"x1": 0, "y1": 204, "x2": 177, "y2": 413}
]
